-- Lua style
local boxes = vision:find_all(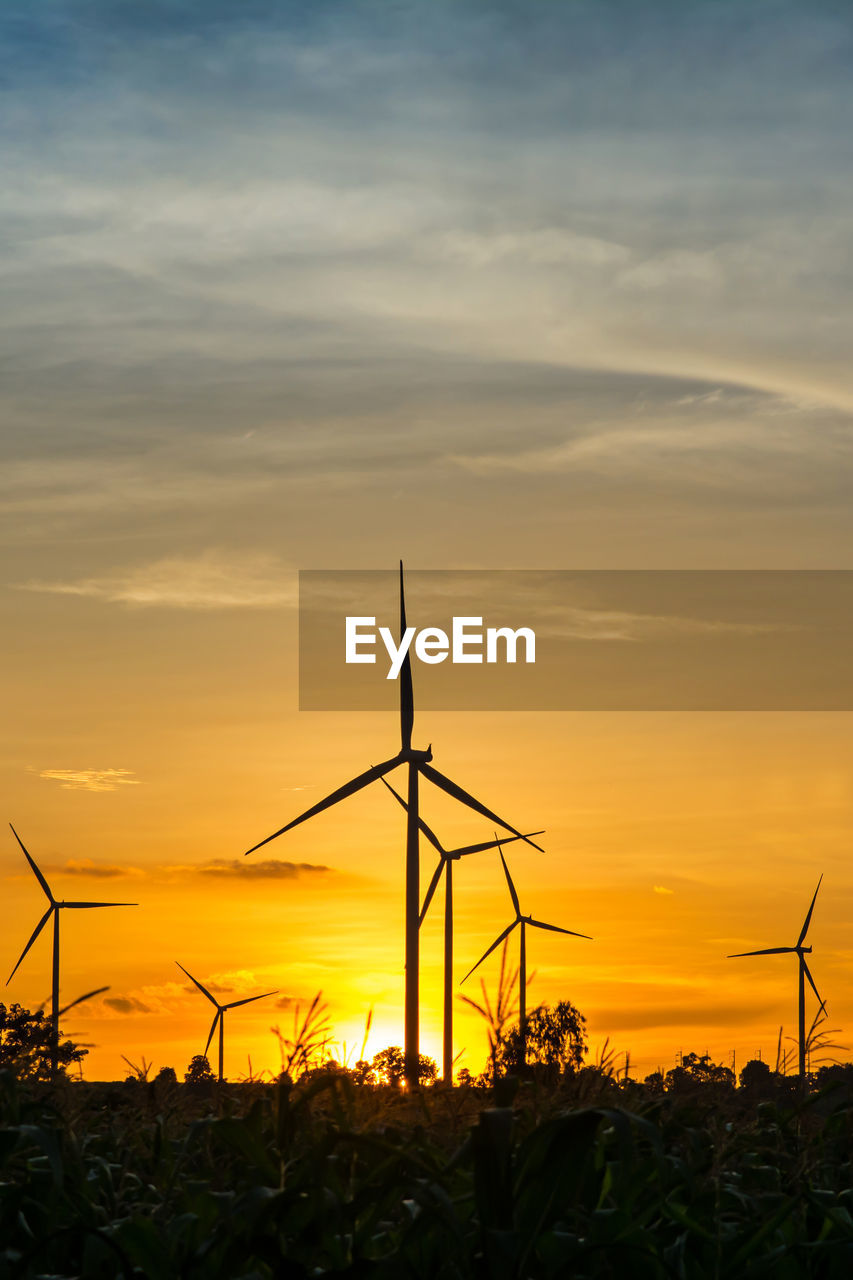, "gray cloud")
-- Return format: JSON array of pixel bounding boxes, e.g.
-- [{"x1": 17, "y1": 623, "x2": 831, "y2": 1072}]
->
[
  {"x1": 104, "y1": 996, "x2": 151, "y2": 1015},
  {"x1": 53, "y1": 859, "x2": 142, "y2": 878},
  {"x1": 199, "y1": 859, "x2": 330, "y2": 880},
  {"x1": 1, "y1": 0, "x2": 852, "y2": 568}
]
